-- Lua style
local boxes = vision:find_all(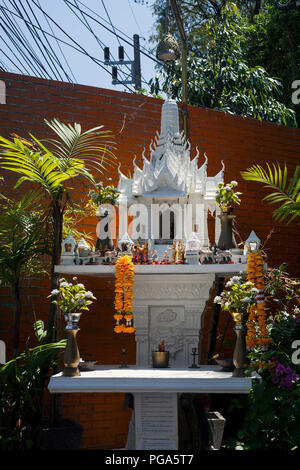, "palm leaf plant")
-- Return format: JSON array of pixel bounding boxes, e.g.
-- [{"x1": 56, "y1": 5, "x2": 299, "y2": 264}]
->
[
  {"x1": 241, "y1": 163, "x2": 300, "y2": 224},
  {"x1": 0, "y1": 119, "x2": 116, "y2": 343},
  {"x1": 0, "y1": 191, "x2": 50, "y2": 357},
  {"x1": 0, "y1": 320, "x2": 66, "y2": 450}
]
